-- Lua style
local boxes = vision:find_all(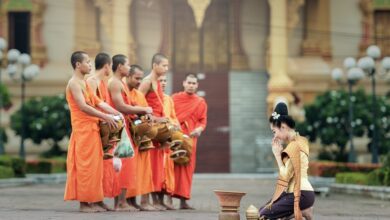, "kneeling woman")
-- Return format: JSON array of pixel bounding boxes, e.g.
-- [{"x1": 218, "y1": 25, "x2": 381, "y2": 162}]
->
[{"x1": 259, "y1": 103, "x2": 315, "y2": 220}]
